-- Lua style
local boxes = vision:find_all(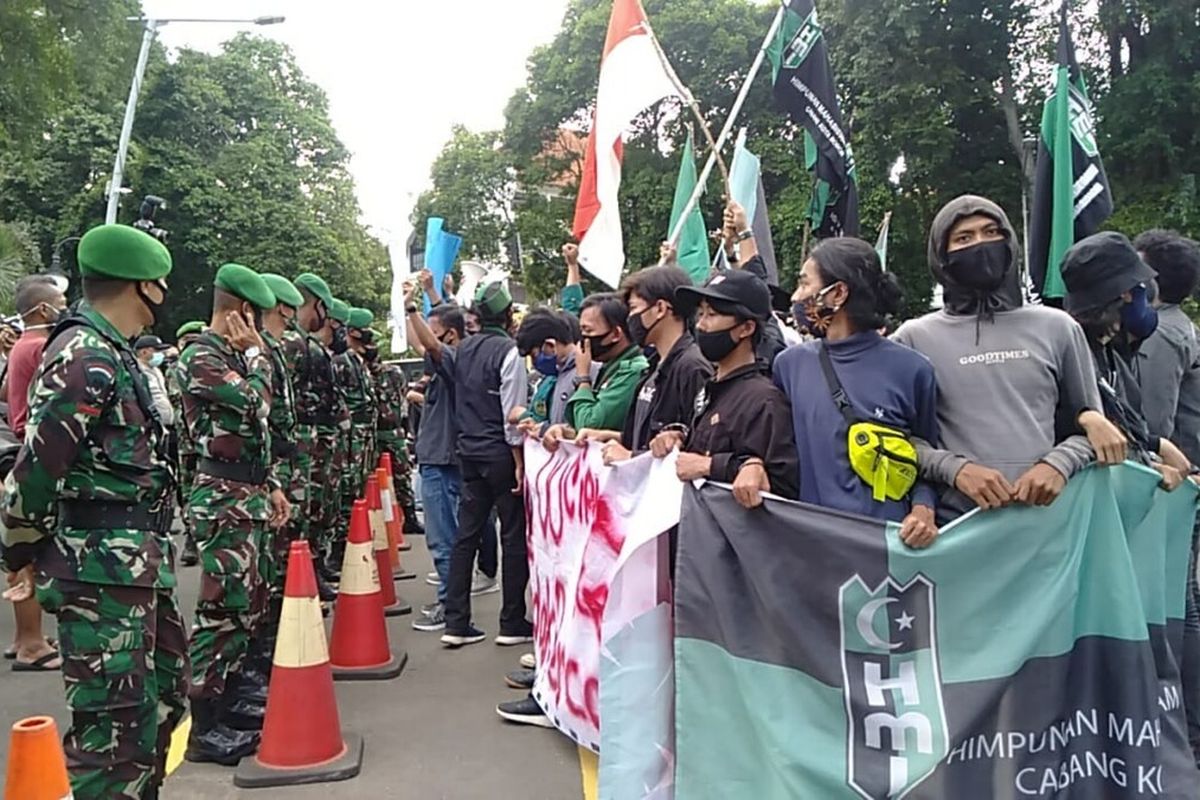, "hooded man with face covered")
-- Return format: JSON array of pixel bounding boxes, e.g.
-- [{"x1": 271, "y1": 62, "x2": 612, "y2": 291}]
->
[{"x1": 891, "y1": 195, "x2": 1125, "y2": 521}]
